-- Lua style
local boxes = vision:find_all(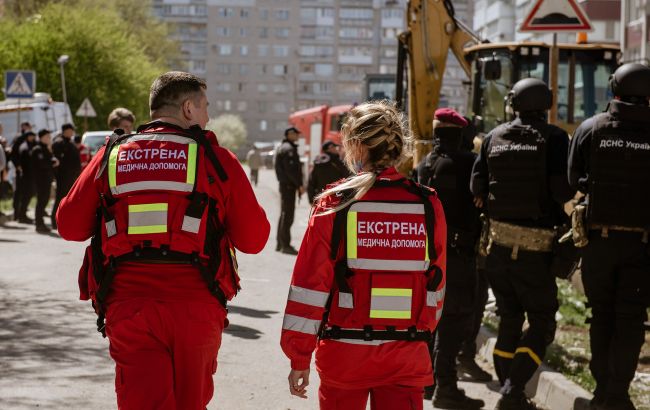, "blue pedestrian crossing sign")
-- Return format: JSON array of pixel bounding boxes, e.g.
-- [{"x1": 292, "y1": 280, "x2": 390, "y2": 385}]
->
[{"x1": 4, "y1": 70, "x2": 36, "y2": 98}]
